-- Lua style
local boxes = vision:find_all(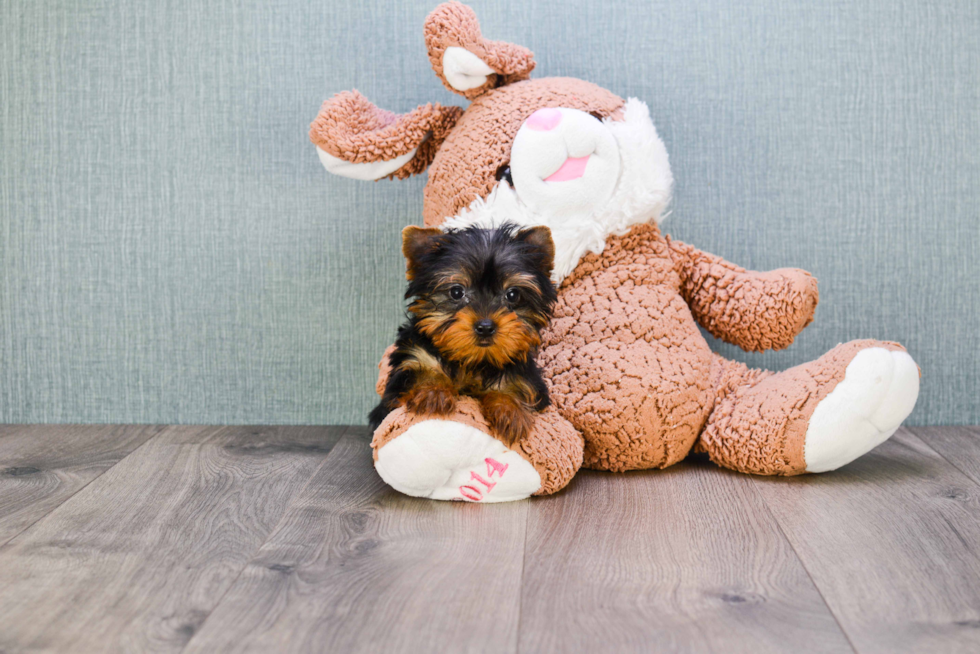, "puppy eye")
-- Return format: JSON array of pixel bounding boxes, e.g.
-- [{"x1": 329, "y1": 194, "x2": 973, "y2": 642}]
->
[
  {"x1": 495, "y1": 163, "x2": 513, "y2": 187},
  {"x1": 449, "y1": 285, "x2": 465, "y2": 301},
  {"x1": 505, "y1": 288, "x2": 520, "y2": 303}
]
